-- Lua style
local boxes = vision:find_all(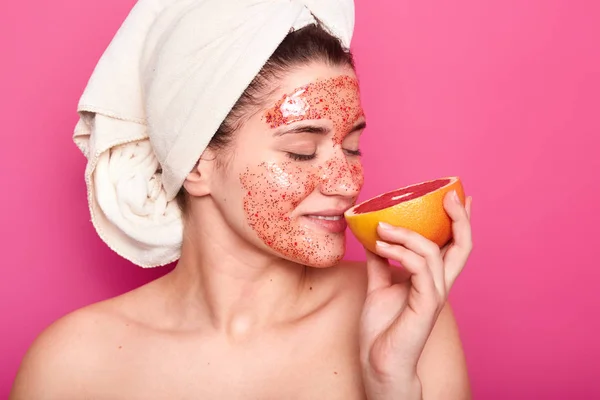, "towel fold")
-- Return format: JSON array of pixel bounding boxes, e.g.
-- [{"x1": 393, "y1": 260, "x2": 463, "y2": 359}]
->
[{"x1": 73, "y1": 0, "x2": 355, "y2": 267}]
